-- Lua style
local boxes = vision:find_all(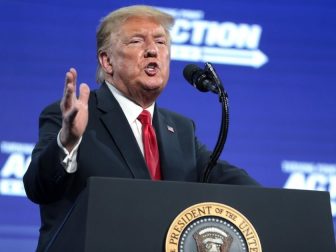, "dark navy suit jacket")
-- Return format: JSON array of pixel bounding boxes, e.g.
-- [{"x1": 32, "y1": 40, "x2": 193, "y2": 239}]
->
[{"x1": 23, "y1": 83, "x2": 259, "y2": 251}]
